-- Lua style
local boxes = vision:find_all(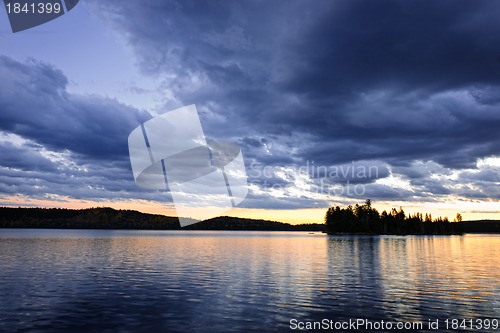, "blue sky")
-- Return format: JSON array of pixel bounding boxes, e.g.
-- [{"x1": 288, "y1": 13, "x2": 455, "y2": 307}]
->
[{"x1": 0, "y1": 0, "x2": 499, "y2": 223}]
